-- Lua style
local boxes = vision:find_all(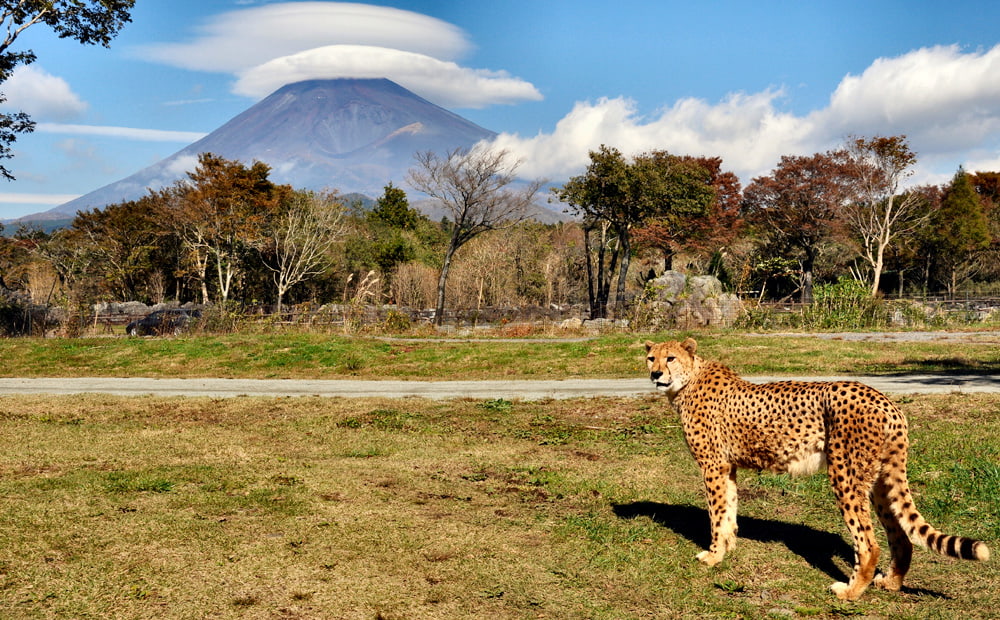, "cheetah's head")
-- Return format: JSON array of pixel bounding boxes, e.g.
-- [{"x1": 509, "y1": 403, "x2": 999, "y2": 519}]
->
[{"x1": 644, "y1": 338, "x2": 699, "y2": 398}]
